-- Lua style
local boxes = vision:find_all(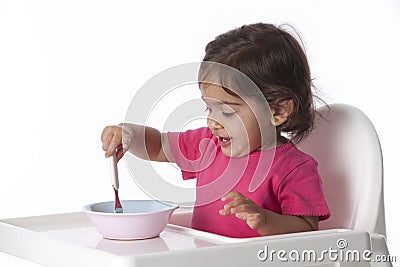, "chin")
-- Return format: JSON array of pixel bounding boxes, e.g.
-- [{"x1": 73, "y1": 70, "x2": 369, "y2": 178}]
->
[{"x1": 221, "y1": 147, "x2": 249, "y2": 158}]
